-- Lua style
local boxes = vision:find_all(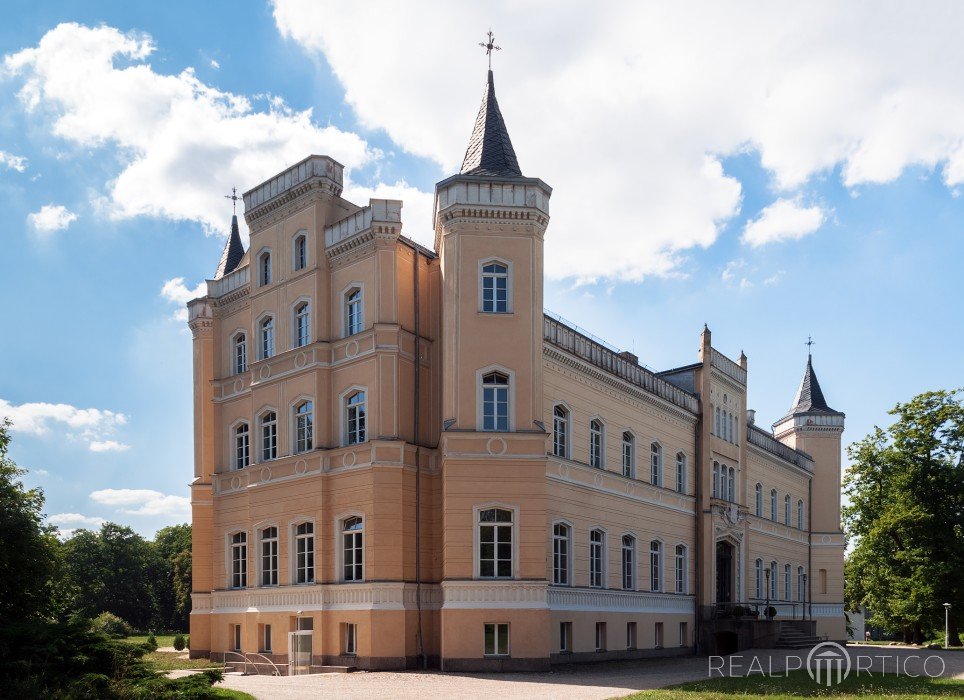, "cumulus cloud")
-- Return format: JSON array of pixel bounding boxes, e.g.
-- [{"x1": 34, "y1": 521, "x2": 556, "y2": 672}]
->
[
  {"x1": 90, "y1": 488, "x2": 190, "y2": 517},
  {"x1": 160, "y1": 277, "x2": 206, "y2": 321},
  {"x1": 0, "y1": 149, "x2": 27, "y2": 172},
  {"x1": 273, "y1": 0, "x2": 964, "y2": 280},
  {"x1": 27, "y1": 203, "x2": 77, "y2": 233},
  {"x1": 0, "y1": 397, "x2": 129, "y2": 451},
  {"x1": 49, "y1": 512, "x2": 106, "y2": 528},
  {"x1": 742, "y1": 199, "x2": 826, "y2": 247},
  {"x1": 210, "y1": 59, "x2": 220, "y2": 69}
]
